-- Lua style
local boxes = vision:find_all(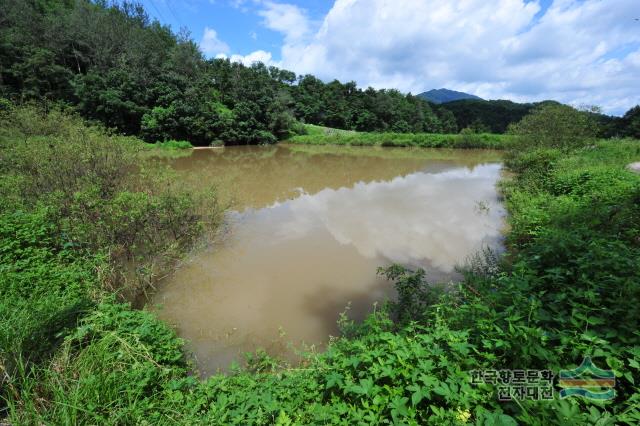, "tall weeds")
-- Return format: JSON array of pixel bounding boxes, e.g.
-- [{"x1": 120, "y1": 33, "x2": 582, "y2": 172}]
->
[
  {"x1": 0, "y1": 103, "x2": 222, "y2": 297},
  {"x1": 0, "y1": 103, "x2": 221, "y2": 415}
]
